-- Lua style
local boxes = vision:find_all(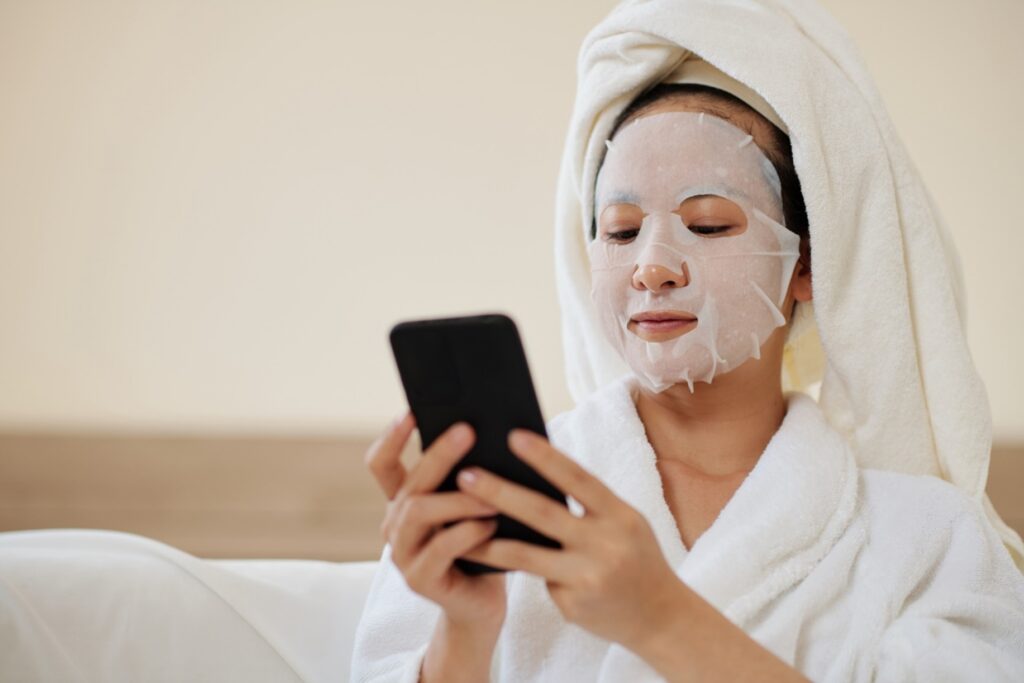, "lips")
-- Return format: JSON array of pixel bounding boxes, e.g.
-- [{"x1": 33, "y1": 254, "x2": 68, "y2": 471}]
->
[
  {"x1": 629, "y1": 310, "x2": 698, "y2": 339},
  {"x1": 631, "y1": 310, "x2": 697, "y2": 323}
]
